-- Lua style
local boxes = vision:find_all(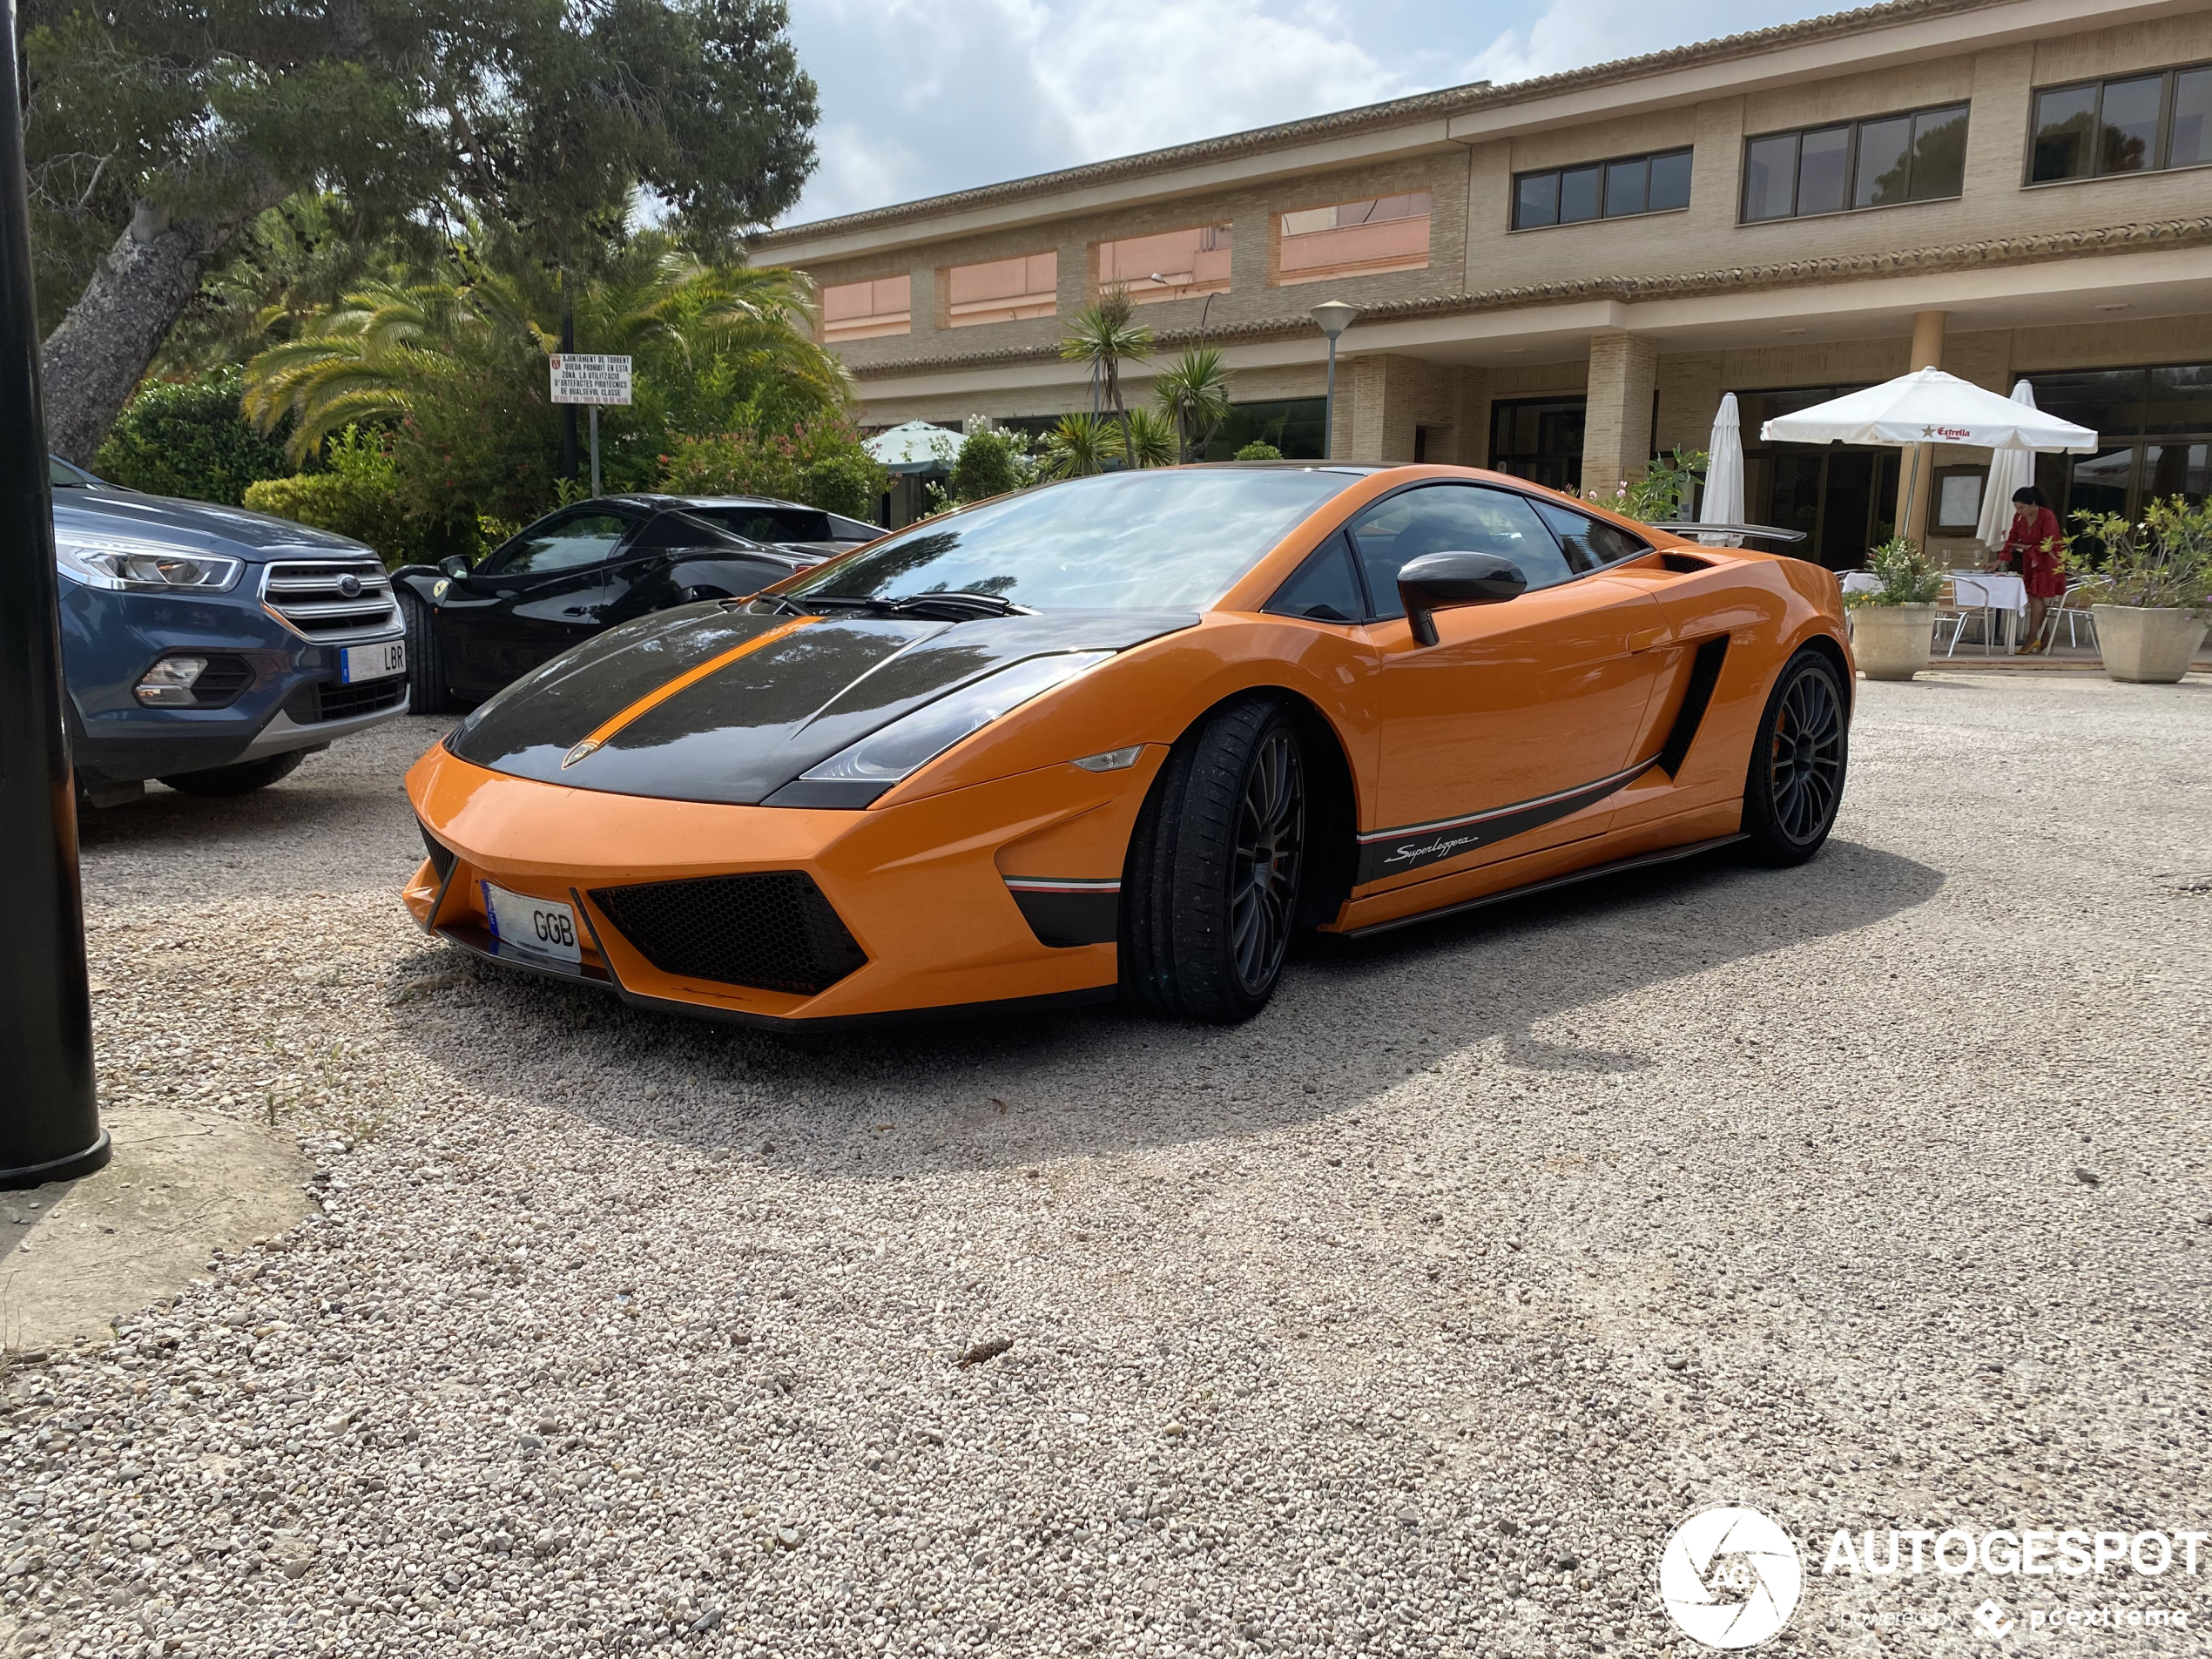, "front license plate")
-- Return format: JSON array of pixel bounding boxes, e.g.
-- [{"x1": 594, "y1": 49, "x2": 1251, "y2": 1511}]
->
[
  {"x1": 481, "y1": 882, "x2": 582, "y2": 966},
  {"x1": 340, "y1": 639, "x2": 406, "y2": 685}
]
